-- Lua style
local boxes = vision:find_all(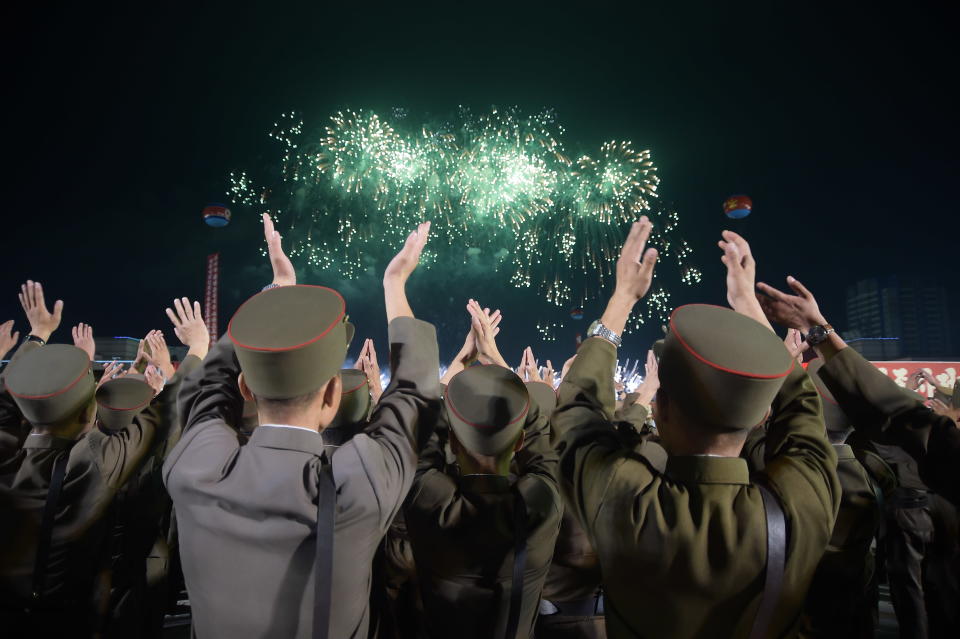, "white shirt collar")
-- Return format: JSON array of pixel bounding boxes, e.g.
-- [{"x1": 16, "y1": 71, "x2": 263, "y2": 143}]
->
[{"x1": 259, "y1": 423, "x2": 320, "y2": 435}]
